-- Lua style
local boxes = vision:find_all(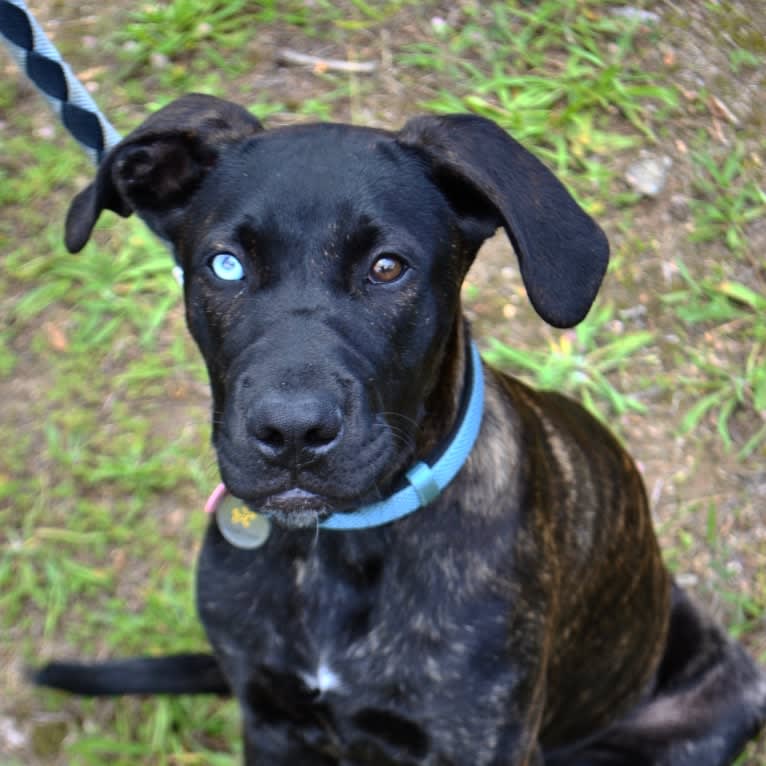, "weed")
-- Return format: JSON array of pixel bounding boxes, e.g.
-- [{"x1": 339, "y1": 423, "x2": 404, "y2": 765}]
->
[
  {"x1": 659, "y1": 496, "x2": 766, "y2": 658},
  {"x1": 663, "y1": 262, "x2": 766, "y2": 455},
  {"x1": 7, "y1": 219, "x2": 182, "y2": 345},
  {"x1": 401, "y1": 0, "x2": 678, "y2": 196},
  {"x1": 728, "y1": 48, "x2": 761, "y2": 74},
  {"x1": 64, "y1": 695, "x2": 238, "y2": 765},
  {"x1": 115, "y1": 0, "x2": 252, "y2": 70},
  {"x1": 688, "y1": 144, "x2": 766, "y2": 257},
  {"x1": 484, "y1": 301, "x2": 654, "y2": 422},
  {"x1": 0, "y1": 328, "x2": 16, "y2": 376}
]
